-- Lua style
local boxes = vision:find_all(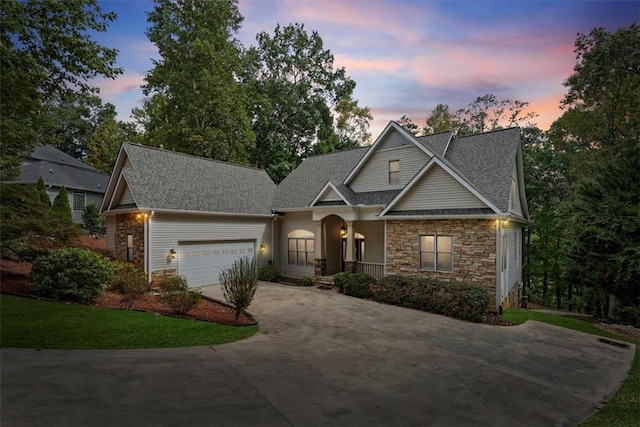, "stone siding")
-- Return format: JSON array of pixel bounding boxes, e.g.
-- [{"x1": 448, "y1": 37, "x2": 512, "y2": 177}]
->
[
  {"x1": 115, "y1": 213, "x2": 145, "y2": 269},
  {"x1": 386, "y1": 219, "x2": 498, "y2": 311}
]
